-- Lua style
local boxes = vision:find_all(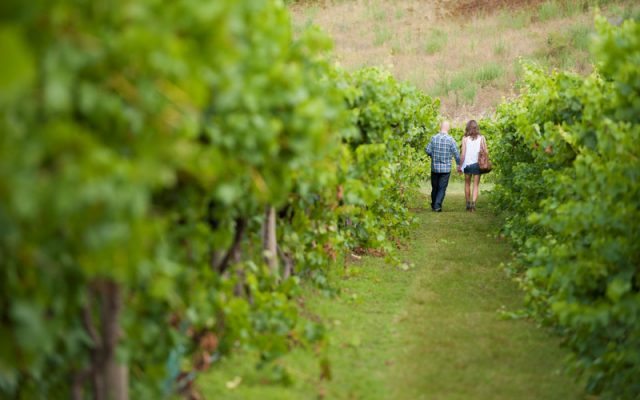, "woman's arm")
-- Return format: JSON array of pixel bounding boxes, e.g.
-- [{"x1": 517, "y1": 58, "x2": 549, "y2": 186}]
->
[{"x1": 460, "y1": 137, "x2": 466, "y2": 166}]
